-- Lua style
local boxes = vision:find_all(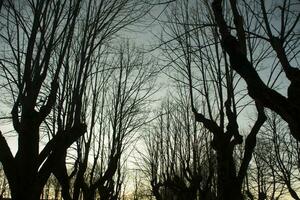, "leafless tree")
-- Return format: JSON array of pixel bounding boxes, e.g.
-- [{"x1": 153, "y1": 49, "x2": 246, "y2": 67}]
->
[
  {"x1": 247, "y1": 140, "x2": 285, "y2": 200},
  {"x1": 0, "y1": 0, "x2": 153, "y2": 199},
  {"x1": 0, "y1": 1, "x2": 84, "y2": 199},
  {"x1": 157, "y1": 0, "x2": 270, "y2": 199},
  {"x1": 253, "y1": 112, "x2": 300, "y2": 200},
  {"x1": 141, "y1": 88, "x2": 217, "y2": 200},
  {"x1": 211, "y1": 0, "x2": 300, "y2": 141},
  {"x1": 52, "y1": 41, "x2": 157, "y2": 200},
  {"x1": 130, "y1": 171, "x2": 153, "y2": 200}
]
